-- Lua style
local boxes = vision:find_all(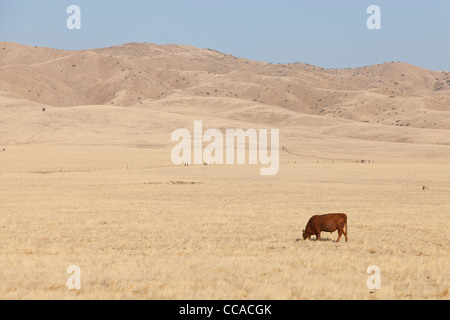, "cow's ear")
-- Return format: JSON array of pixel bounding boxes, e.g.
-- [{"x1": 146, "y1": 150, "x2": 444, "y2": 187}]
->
[{"x1": 302, "y1": 229, "x2": 305, "y2": 233}]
